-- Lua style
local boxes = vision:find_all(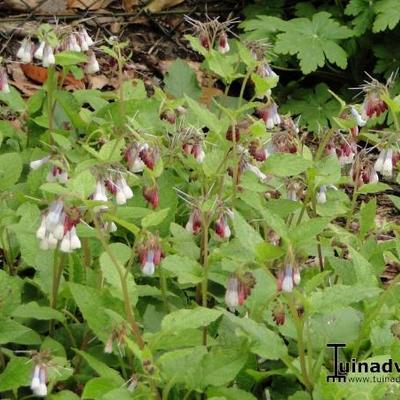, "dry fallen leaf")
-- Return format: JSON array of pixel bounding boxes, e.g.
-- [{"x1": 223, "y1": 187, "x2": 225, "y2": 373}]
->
[
  {"x1": 8, "y1": 63, "x2": 41, "y2": 96},
  {"x1": 3, "y1": 0, "x2": 68, "y2": 13},
  {"x1": 67, "y1": 0, "x2": 112, "y2": 10},
  {"x1": 145, "y1": 0, "x2": 184, "y2": 13},
  {"x1": 19, "y1": 64, "x2": 85, "y2": 89},
  {"x1": 122, "y1": 0, "x2": 138, "y2": 11},
  {"x1": 88, "y1": 74, "x2": 109, "y2": 90}
]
